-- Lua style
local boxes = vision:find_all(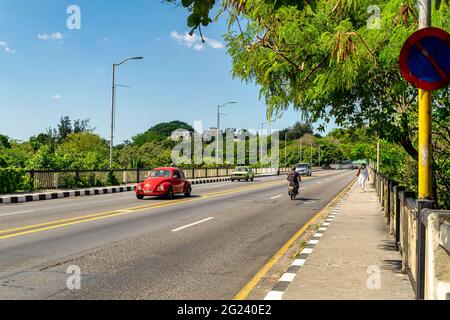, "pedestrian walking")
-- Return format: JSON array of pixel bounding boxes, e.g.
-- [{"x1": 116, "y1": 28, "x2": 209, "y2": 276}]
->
[{"x1": 356, "y1": 163, "x2": 370, "y2": 192}]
